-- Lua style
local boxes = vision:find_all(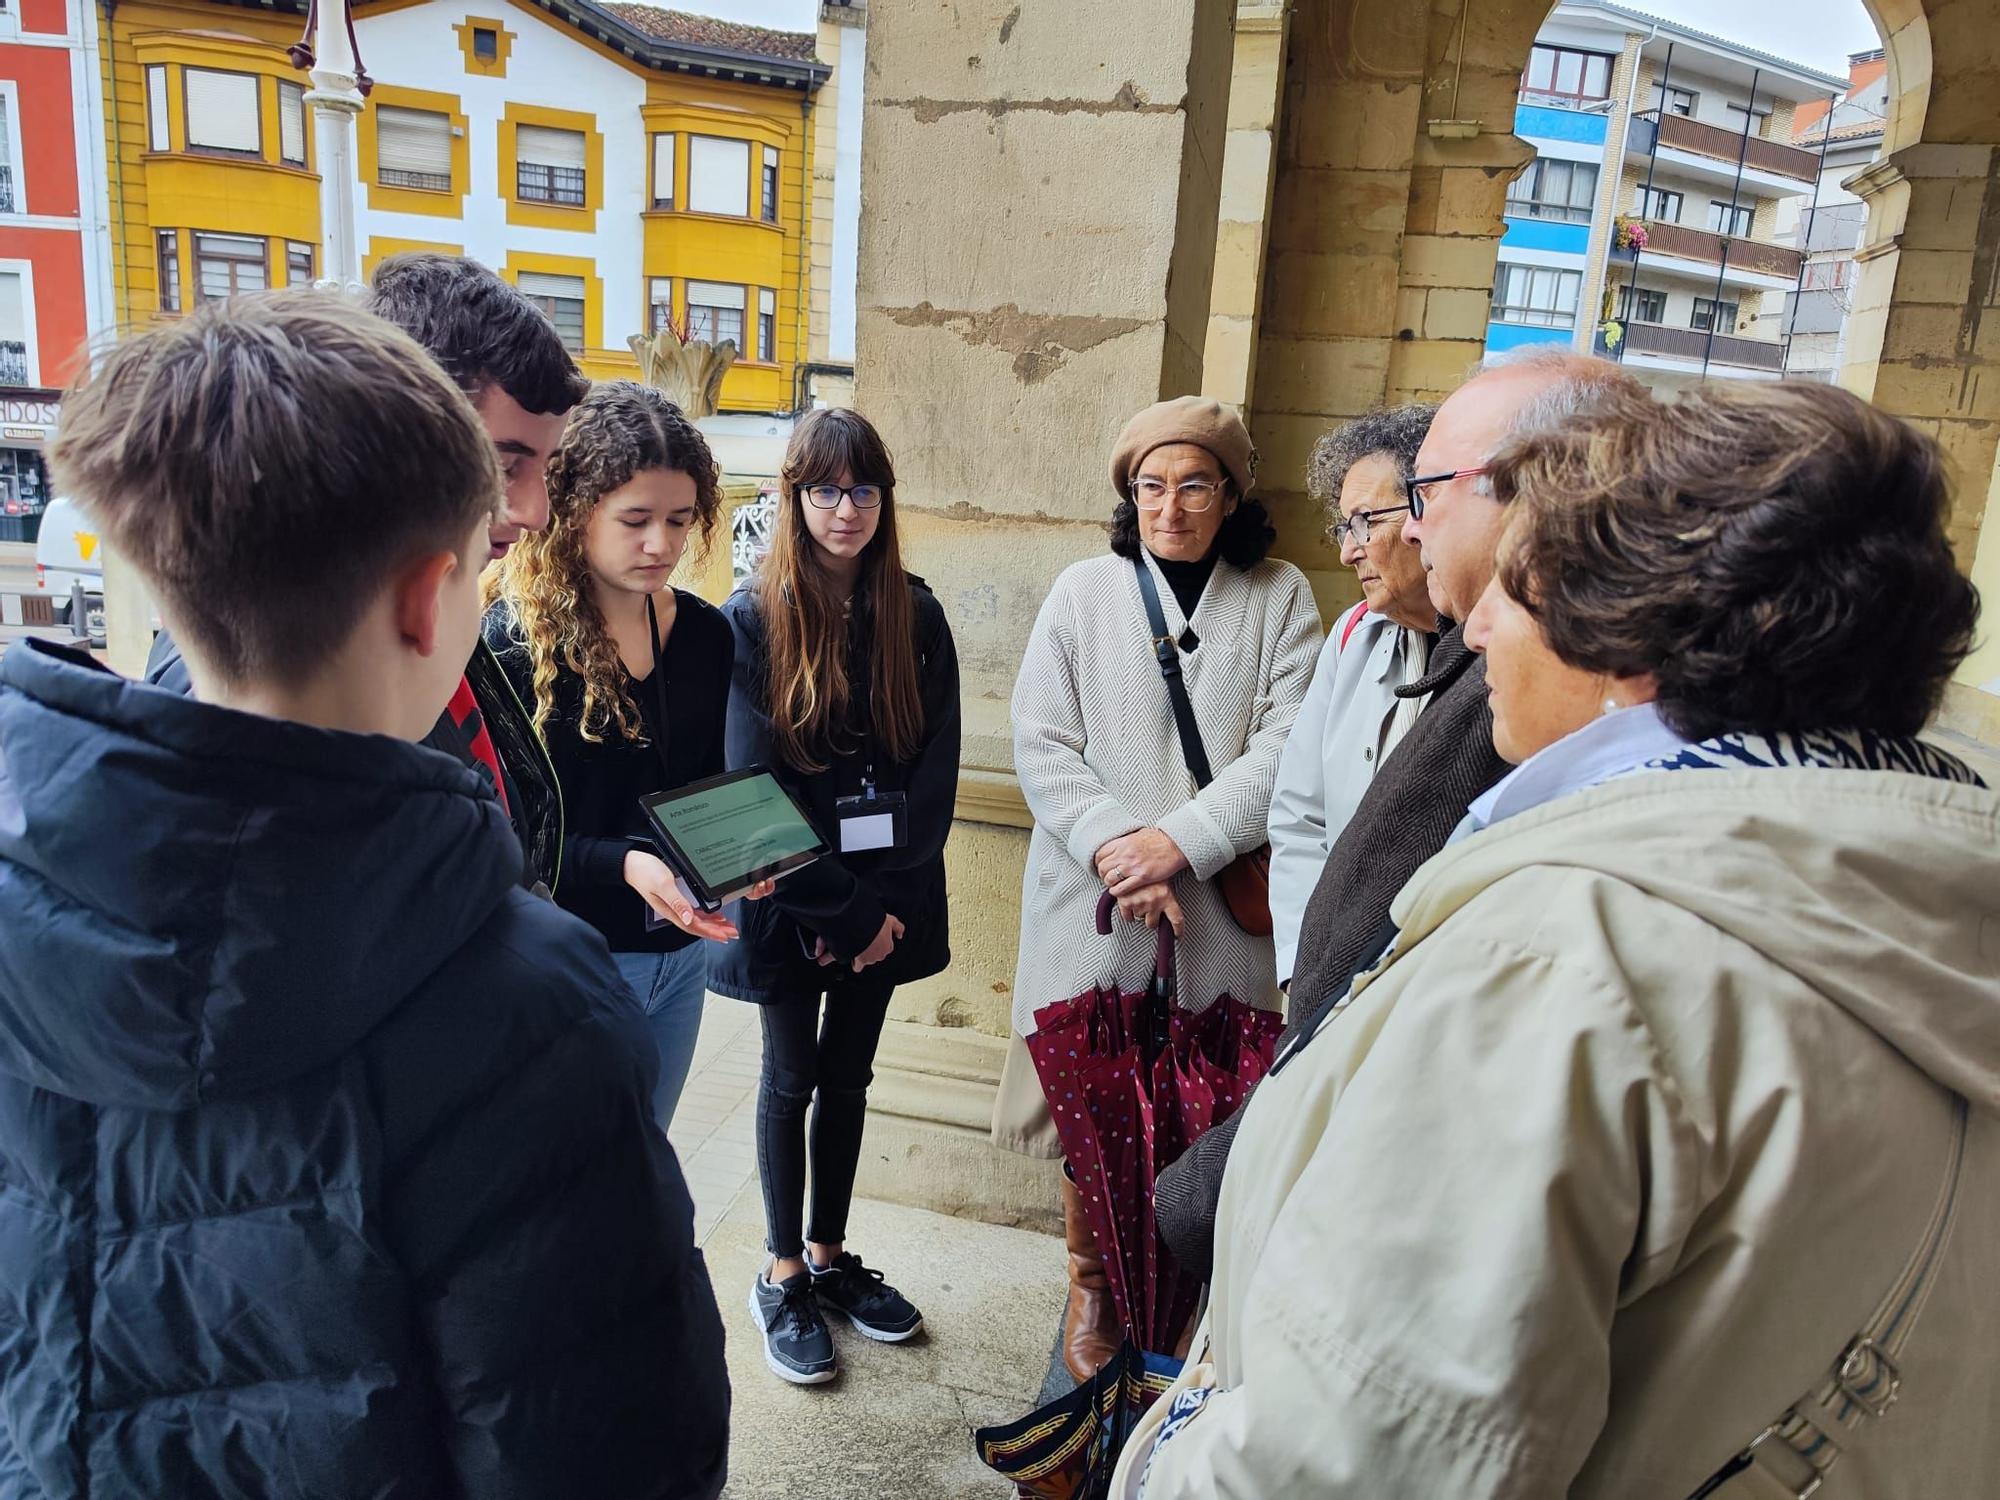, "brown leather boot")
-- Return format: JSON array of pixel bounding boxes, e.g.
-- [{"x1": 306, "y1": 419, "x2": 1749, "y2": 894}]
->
[{"x1": 1061, "y1": 1171, "x2": 1122, "y2": 1382}]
